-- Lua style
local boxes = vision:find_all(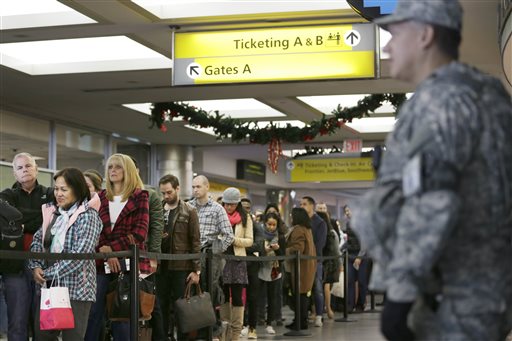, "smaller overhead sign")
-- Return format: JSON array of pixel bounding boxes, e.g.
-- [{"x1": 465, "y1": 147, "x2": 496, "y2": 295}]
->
[
  {"x1": 287, "y1": 157, "x2": 375, "y2": 183},
  {"x1": 237, "y1": 160, "x2": 266, "y2": 183}
]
